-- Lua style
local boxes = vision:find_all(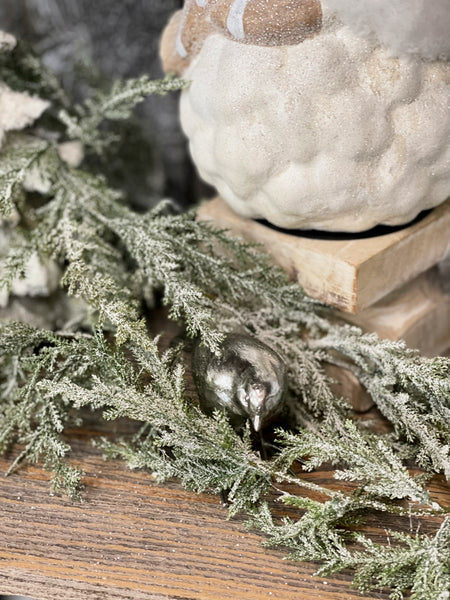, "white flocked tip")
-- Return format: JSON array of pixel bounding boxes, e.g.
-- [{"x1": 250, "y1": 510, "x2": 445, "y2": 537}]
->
[
  {"x1": 0, "y1": 84, "x2": 50, "y2": 149},
  {"x1": 0, "y1": 31, "x2": 16, "y2": 52},
  {"x1": 252, "y1": 414, "x2": 262, "y2": 432}
]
